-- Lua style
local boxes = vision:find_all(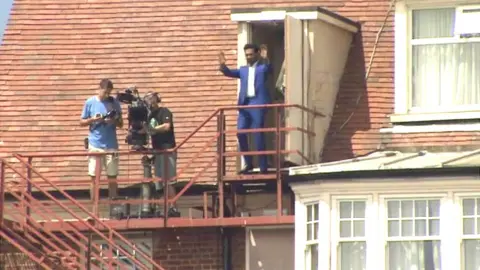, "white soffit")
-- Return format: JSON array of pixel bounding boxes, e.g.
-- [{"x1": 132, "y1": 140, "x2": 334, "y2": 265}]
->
[
  {"x1": 289, "y1": 149, "x2": 480, "y2": 176},
  {"x1": 231, "y1": 10, "x2": 359, "y2": 33}
]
